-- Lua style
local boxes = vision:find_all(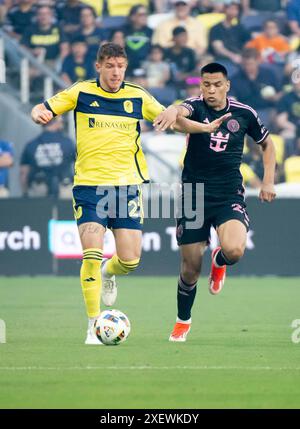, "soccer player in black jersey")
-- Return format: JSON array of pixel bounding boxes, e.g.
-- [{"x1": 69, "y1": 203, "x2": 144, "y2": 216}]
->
[{"x1": 154, "y1": 63, "x2": 276, "y2": 342}]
